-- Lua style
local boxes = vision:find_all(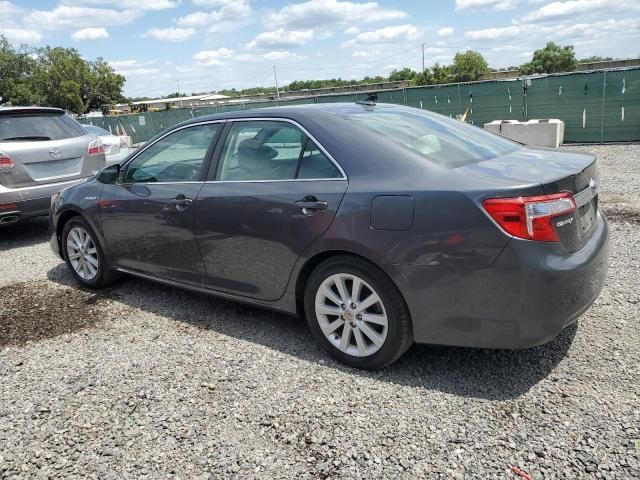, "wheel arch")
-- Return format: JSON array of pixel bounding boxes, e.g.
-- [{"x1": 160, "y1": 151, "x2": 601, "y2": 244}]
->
[
  {"x1": 294, "y1": 249, "x2": 408, "y2": 319},
  {"x1": 55, "y1": 207, "x2": 105, "y2": 261}
]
